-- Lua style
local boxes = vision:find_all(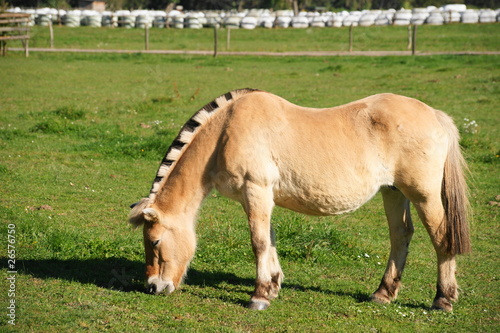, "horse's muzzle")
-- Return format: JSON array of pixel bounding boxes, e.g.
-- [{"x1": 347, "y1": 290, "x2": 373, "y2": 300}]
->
[
  {"x1": 145, "y1": 278, "x2": 175, "y2": 295},
  {"x1": 147, "y1": 284, "x2": 158, "y2": 295}
]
